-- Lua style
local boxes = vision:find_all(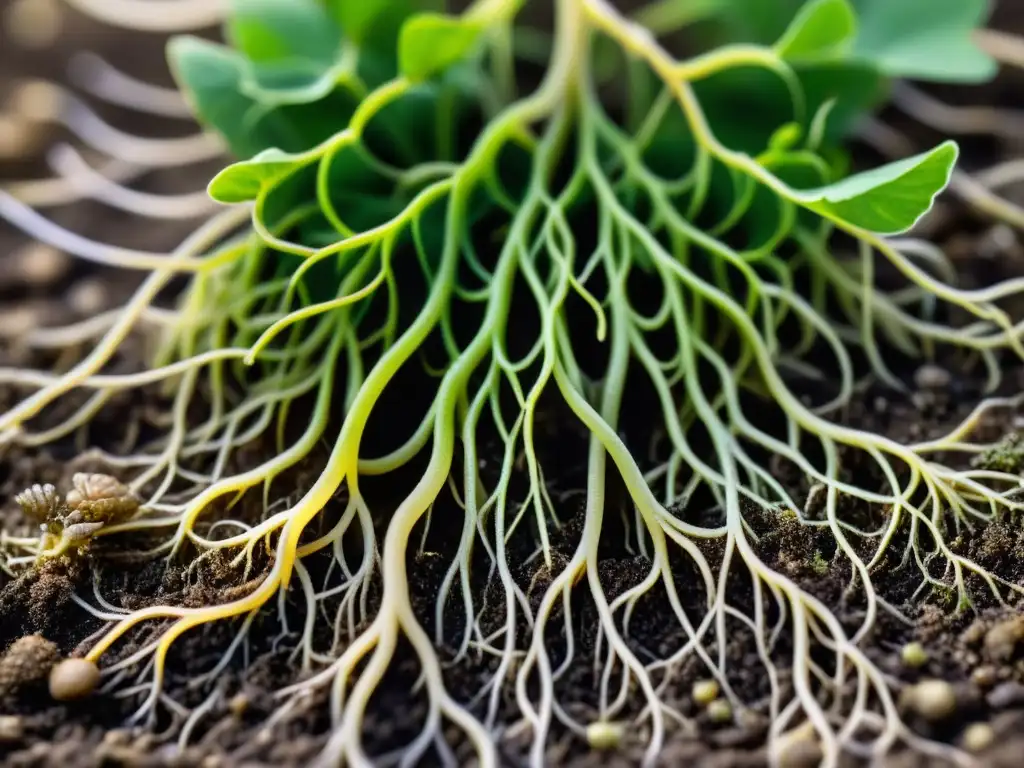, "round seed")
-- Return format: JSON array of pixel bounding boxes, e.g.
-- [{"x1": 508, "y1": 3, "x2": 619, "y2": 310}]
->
[
  {"x1": 48, "y1": 658, "x2": 100, "y2": 701},
  {"x1": 692, "y1": 679, "x2": 720, "y2": 707},
  {"x1": 901, "y1": 641, "x2": 929, "y2": 669}
]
